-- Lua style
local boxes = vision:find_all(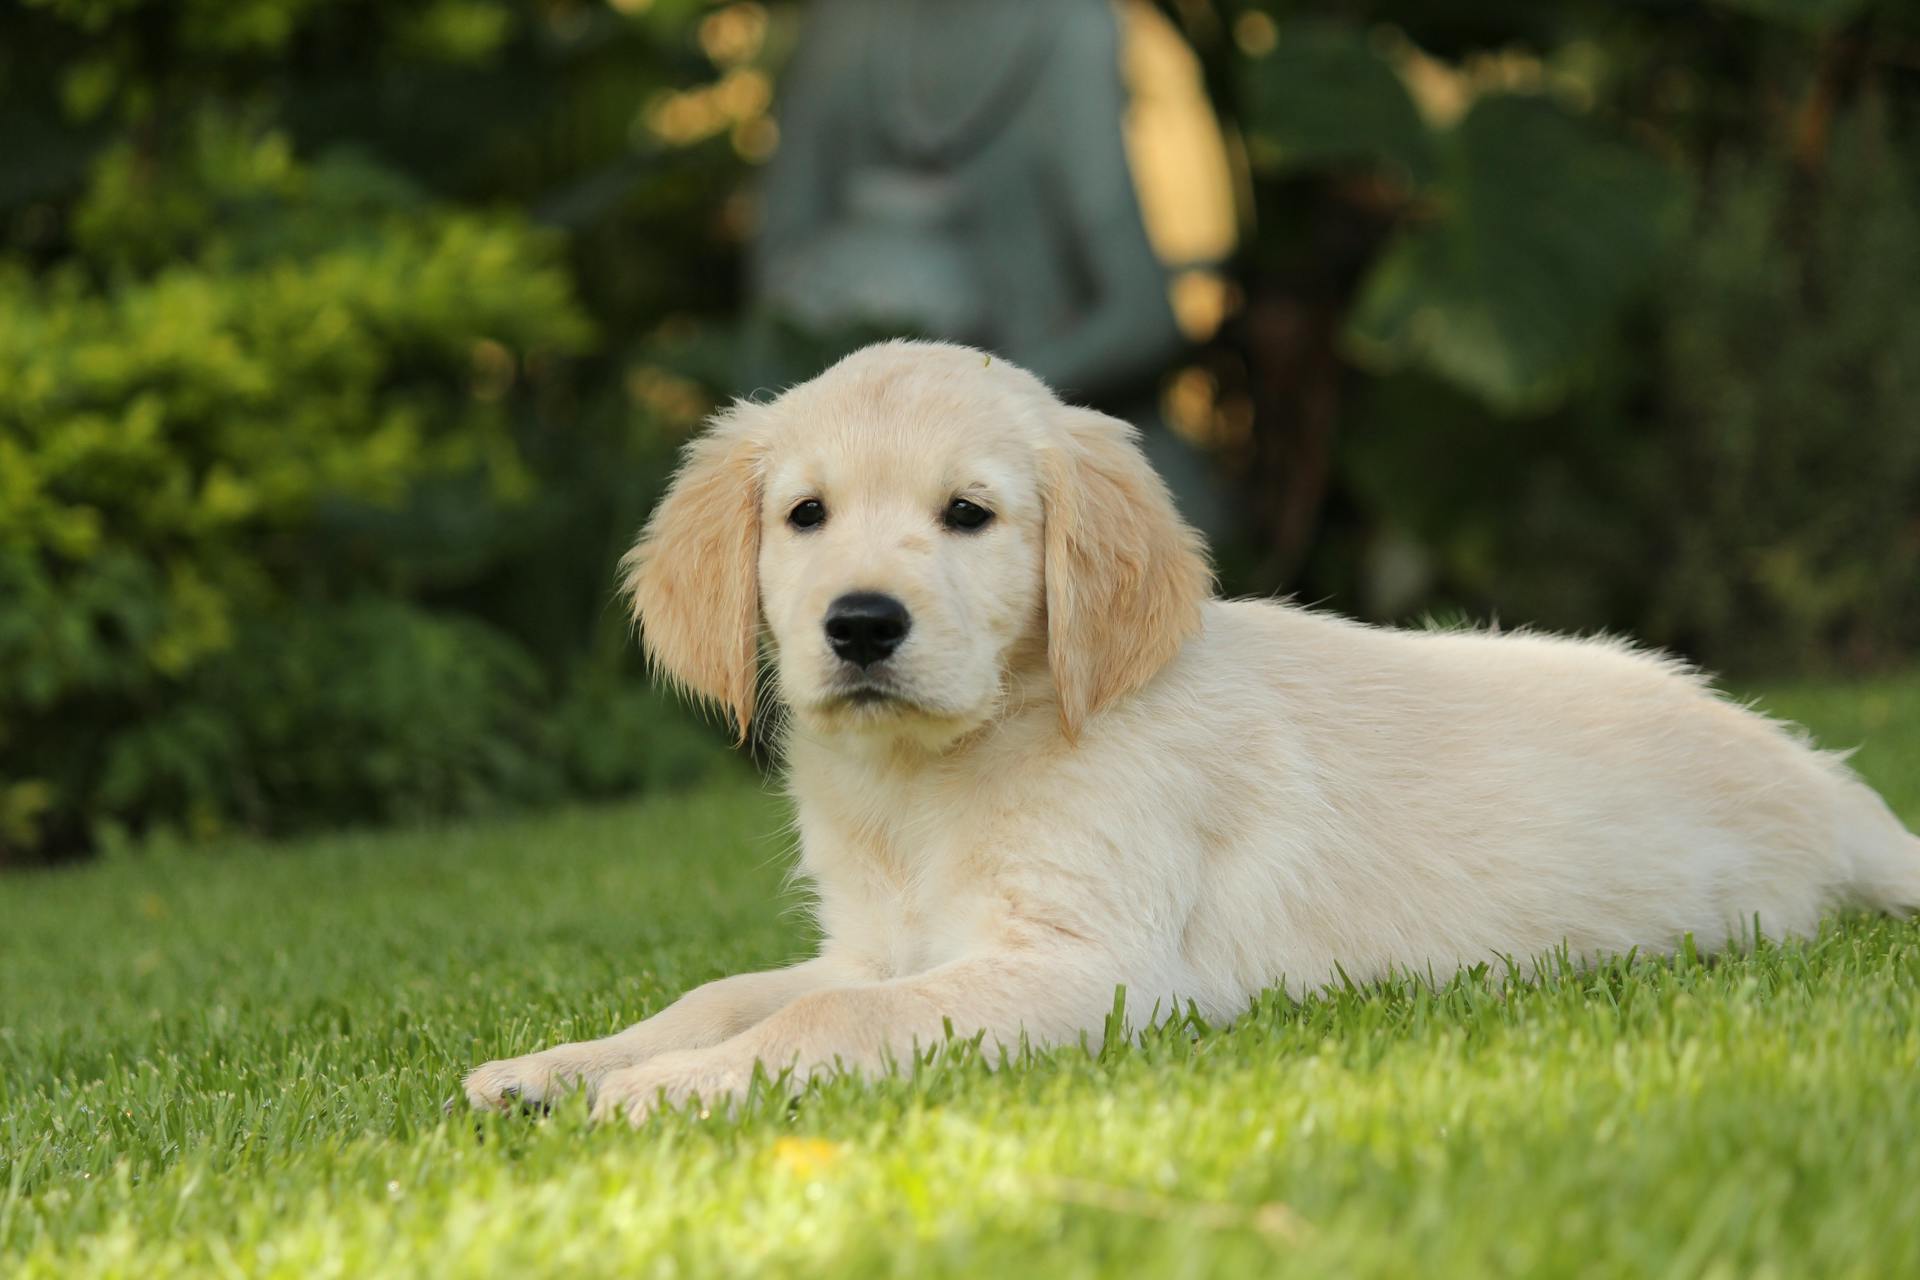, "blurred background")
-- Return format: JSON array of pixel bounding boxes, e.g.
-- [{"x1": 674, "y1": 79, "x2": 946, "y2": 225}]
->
[{"x1": 2, "y1": 0, "x2": 1916, "y2": 865}]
